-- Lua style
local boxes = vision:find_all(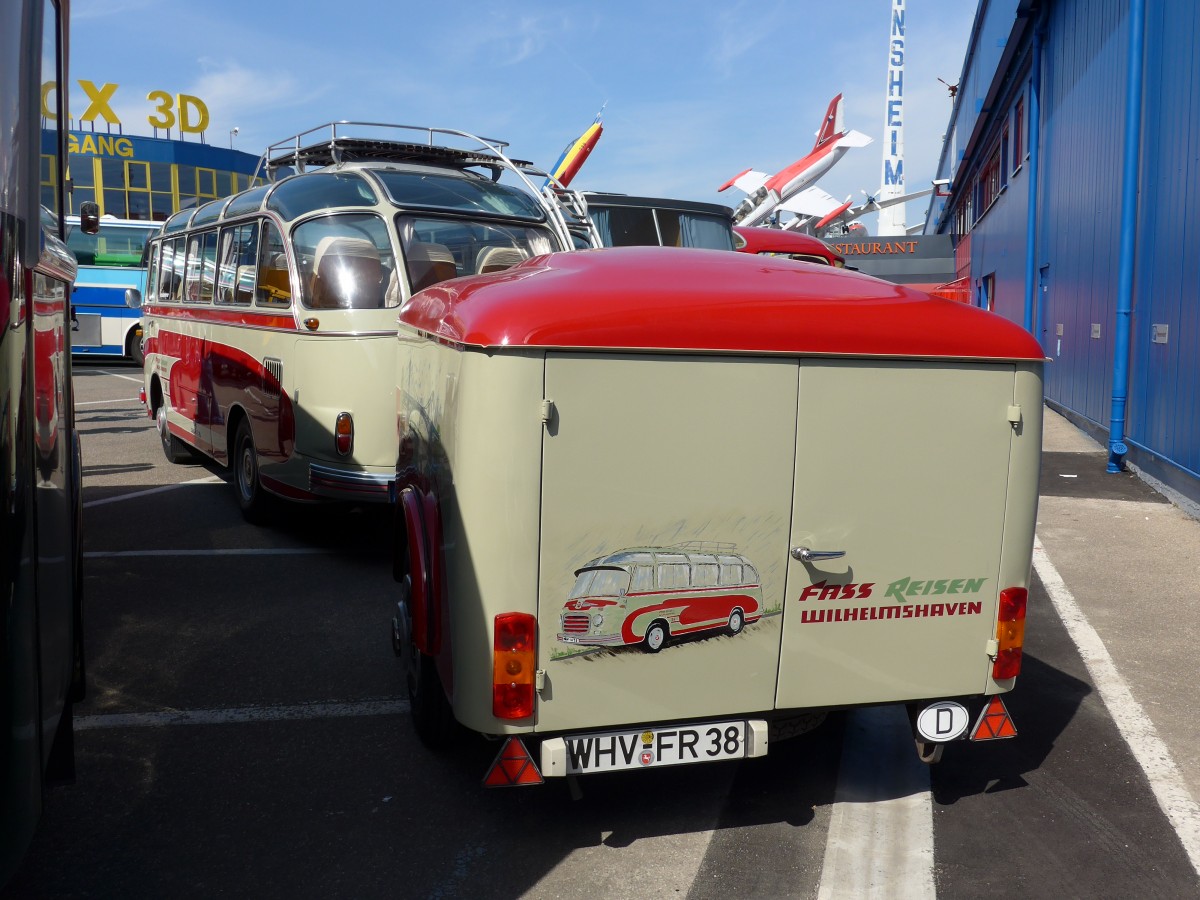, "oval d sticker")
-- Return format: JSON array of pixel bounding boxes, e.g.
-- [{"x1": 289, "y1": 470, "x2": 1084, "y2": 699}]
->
[{"x1": 916, "y1": 701, "x2": 969, "y2": 742}]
